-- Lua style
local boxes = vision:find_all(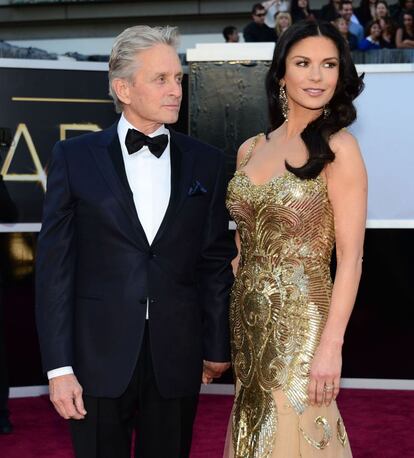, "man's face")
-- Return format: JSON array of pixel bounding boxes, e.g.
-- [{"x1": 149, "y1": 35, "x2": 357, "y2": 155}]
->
[
  {"x1": 253, "y1": 8, "x2": 266, "y2": 24},
  {"x1": 116, "y1": 43, "x2": 183, "y2": 132},
  {"x1": 229, "y1": 30, "x2": 240, "y2": 42},
  {"x1": 340, "y1": 4, "x2": 353, "y2": 21}
]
